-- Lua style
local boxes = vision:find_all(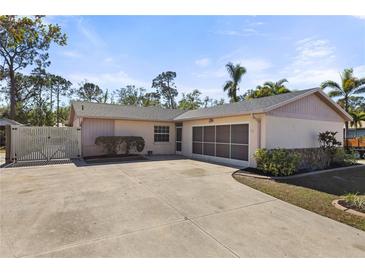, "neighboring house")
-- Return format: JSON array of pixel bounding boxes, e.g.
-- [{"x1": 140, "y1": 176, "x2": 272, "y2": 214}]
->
[
  {"x1": 0, "y1": 118, "x2": 23, "y2": 147},
  {"x1": 0, "y1": 118, "x2": 23, "y2": 127},
  {"x1": 69, "y1": 88, "x2": 352, "y2": 167}
]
